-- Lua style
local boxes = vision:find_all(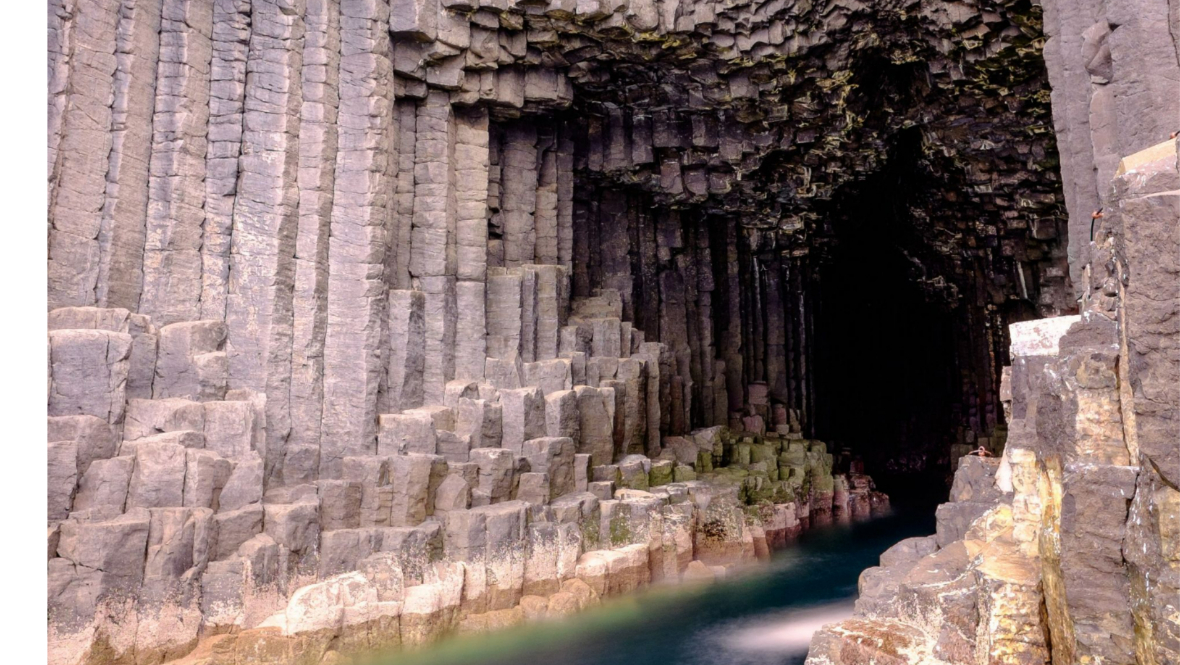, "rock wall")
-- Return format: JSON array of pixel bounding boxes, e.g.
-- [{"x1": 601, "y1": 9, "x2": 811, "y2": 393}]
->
[
  {"x1": 1039, "y1": 0, "x2": 1180, "y2": 288},
  {"x1": 46, "y1": 0, "x2": 1127, "y2": 661},
  {"x1": 806, "y1": 138, "x2": 1179, "y2": 665},
  {"x1": 47, "y1": 0, "x2": 1082, "y2": 478},
  {"x1": 48, "y1": 330, "x2": 888, "y2": 665}
]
